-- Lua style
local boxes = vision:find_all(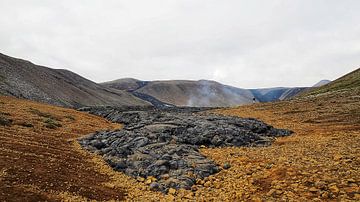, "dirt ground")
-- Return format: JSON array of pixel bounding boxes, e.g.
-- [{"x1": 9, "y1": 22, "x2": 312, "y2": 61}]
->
[
  {"x1": 1, "y1": 87, "x2": 359, "y2": 201},
  {"x1": 0, "y1": 96, "x2": 165, "y2": 201},
  {"x1": 202, "y1": 89, "x2": 360, "y2": 201}
]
